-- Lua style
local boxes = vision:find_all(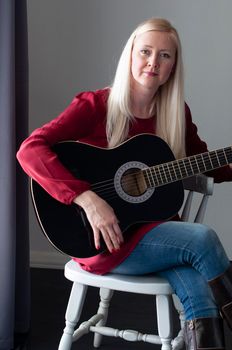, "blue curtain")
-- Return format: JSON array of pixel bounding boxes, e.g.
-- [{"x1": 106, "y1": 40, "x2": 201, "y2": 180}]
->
[{"x1": 0, "y1": 0, "x2": 30, "y2": 349}]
